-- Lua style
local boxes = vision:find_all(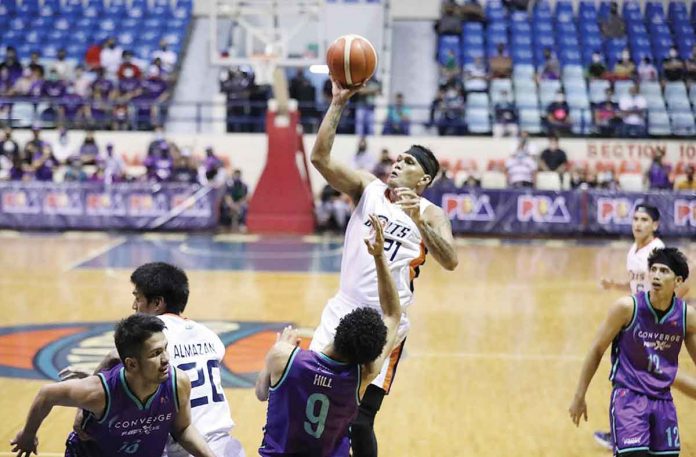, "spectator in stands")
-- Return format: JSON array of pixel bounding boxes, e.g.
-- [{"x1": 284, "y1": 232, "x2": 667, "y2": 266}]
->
[
  {"x1": 23, "y1": 127, "x2": 45, "y2": 164},
  {"x1": 147, "y1": 126, "x2": 168, "y2": 156},
  {"x1": 289, "y1": 69, "x2": 317, "y2": 133},
  {"x1": 596, "y1": 167, "x2": 618, "y2": 190},
  {"x1": 171, "y1": 150, "x2": 198, "y2": 184},
  {"x1": 100, "y1": 37, "x2": 123, "y2": 77},
  {"x1": 460, "y1": 0, "x2": 485, "y2": 23},
  {"x1": 51, "y1": 48, "x2": 74, "y2": 81},
  {"x1": 117, "y1": 51, "x2": 142, "y2": 81},
  {"x1": 439, "y1": 84, "x2": 466, "y2": 135},
  {"x1": 569, "y1": 163, "x2": 595, "y2": 189},
  {"x1": 89, "y1": 67, "x2": 115, "y2": 128},
  {"x1": 11, "y1": 68, "x2": 42, "y2": 99},
  {"x1": 42, "y1": 69, "x2": 67, "y2": 123},
  {"x1": 9, "y1": 154, "x2": 27, "y2": 181},
  {"x1": 513, "y1": 131, "x2": 537, "y2": 156},
  {"x1": 199, "y1": 146, "x2": 226, "y2": 186},
  {"x1": 220, "y1": 67, "x2": 253, "y2": 133},
  {"x1": 611, "y1": 49, "x2": 636, "y2": 81},
  {"x1": 434, "y1": 2, "x2": 463, "y2": 37},
  {"x1": 587, "y1": 51, "x2": 607, "y2": 80},
  {"x1": 463, "y1": 56, "x2": 488, "y2": 93},
  {"x1": 136, "y1": 67, "x2": 170, "y2": 129},
  {"x1": 149, "y1": 58, "x2": 169, "y2": 81},
  {"x1": 505, "y1": 134, "x2": 537, "y2": 188},
  {"x1": 79, "y1": 130, "x2": 100, "y2": 165},
  {"x1": 72, "y1": 65, "x2": 92, "y2": 98},
  {"x1": 439, "y1": 49, "x2": 461, "y2": 85},
  {"x1": 372, "y1": 148, "x2": 393, "y2": 182},
  {"x1": 593, "y1": 88, "x2": 620, "y2": 136},
  {"x1": 637, "y1": 56, "x2": 658, "y2": 82},
  {"x1": 220, "y1": 169, "x2": 249, "y2": 232},
  {"x1": 545, "y1": 90, "x2": 571, "y2": 135},
  {"x1": 0, "y1": 128, "x2": 20, "y2": 166},
  {"x1": 30, "y1": 144, "x2": 57, "y2": 182},
  {"x1": 538, "y1": 48, "x2": 560, "y2": 82},
  {"x1": 383, "y1": 93, "x2": 411, "y2": 135},
  {"x1": 63, "y1": 157, "x2": 88, "y2": 182},
  {"x1": 28, "y1": 52, "x2": 44, "y2": 78},
  {"x1": 662, "y1": 47, "x2": 685, "y2": 82},
  {"x1": 646, "y1": 150, "x2": 672, "y2": 190},
  {"x1": 101, "y1": 143, "x2": 125, "y2": 184},
  {"x1": 144, "y1": 143, "x2": 173, "y2": 182},
  {"x1": 352, "y1": 137, "x2": 376, "y2": 171},
  {"x1": 152, "y1": 39, "x2": 177, "y2": 74},
  {"x1": 353, "y1": 77, "x2": 381, "y2": 136},
  {"x1": 85, "y1": 41, "x2": 102, "y2": 71},
  {"x1": 489, "y1": 43, "x2": 512, "y2": 79},
  {"x1": 62, "y1": 85, "x2": 89, "y2": 128},
  {"x1": 0, "y1": 47, "x2": 23, "y2": 84},
  {"x1": 113, "y1": 64, "x2": 143, "y2": 130},
  {"x1": 619, "y1": 84, "x2": 647, "y2": 137},
  {"x1": 492, "y1": 89, "x2": 518, "y2": 138},
  {"x1": 539, "y1": 134, "x2": 568, "y2": 174},
  {"x1": 316, "y1": 184, "x2": 351, "y2": 233},
  {"x1": 600, "y1": 1, "x2": 625, "y2": 38},
  {"x1": 52, "y1": 127, "x2": 74, "y2": 164},
  {"x1": 675, "y1": 165, "x2": 696, "y2": 191},
  {"x1": 686, "y1": 45, "x2": 696, "y2": 86},
  {"x1": 0, "y1": 67, "x2": 13, "y2": 112}
]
